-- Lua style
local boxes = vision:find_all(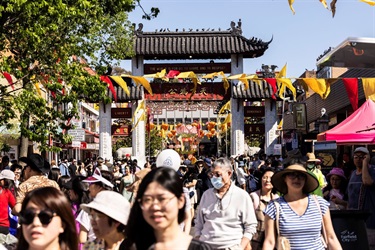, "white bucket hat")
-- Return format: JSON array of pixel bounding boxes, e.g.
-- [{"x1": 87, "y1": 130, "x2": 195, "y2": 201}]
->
[{"x1": 80, "y1": 190, "x2": 130, "y2": 225}]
